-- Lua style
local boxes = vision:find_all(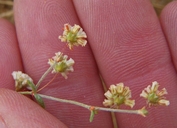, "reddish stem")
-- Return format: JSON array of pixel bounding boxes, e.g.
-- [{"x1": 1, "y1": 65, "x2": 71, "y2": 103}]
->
[{"x1": 37, "y1": 74, "x2": 58, "y2": 92}]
